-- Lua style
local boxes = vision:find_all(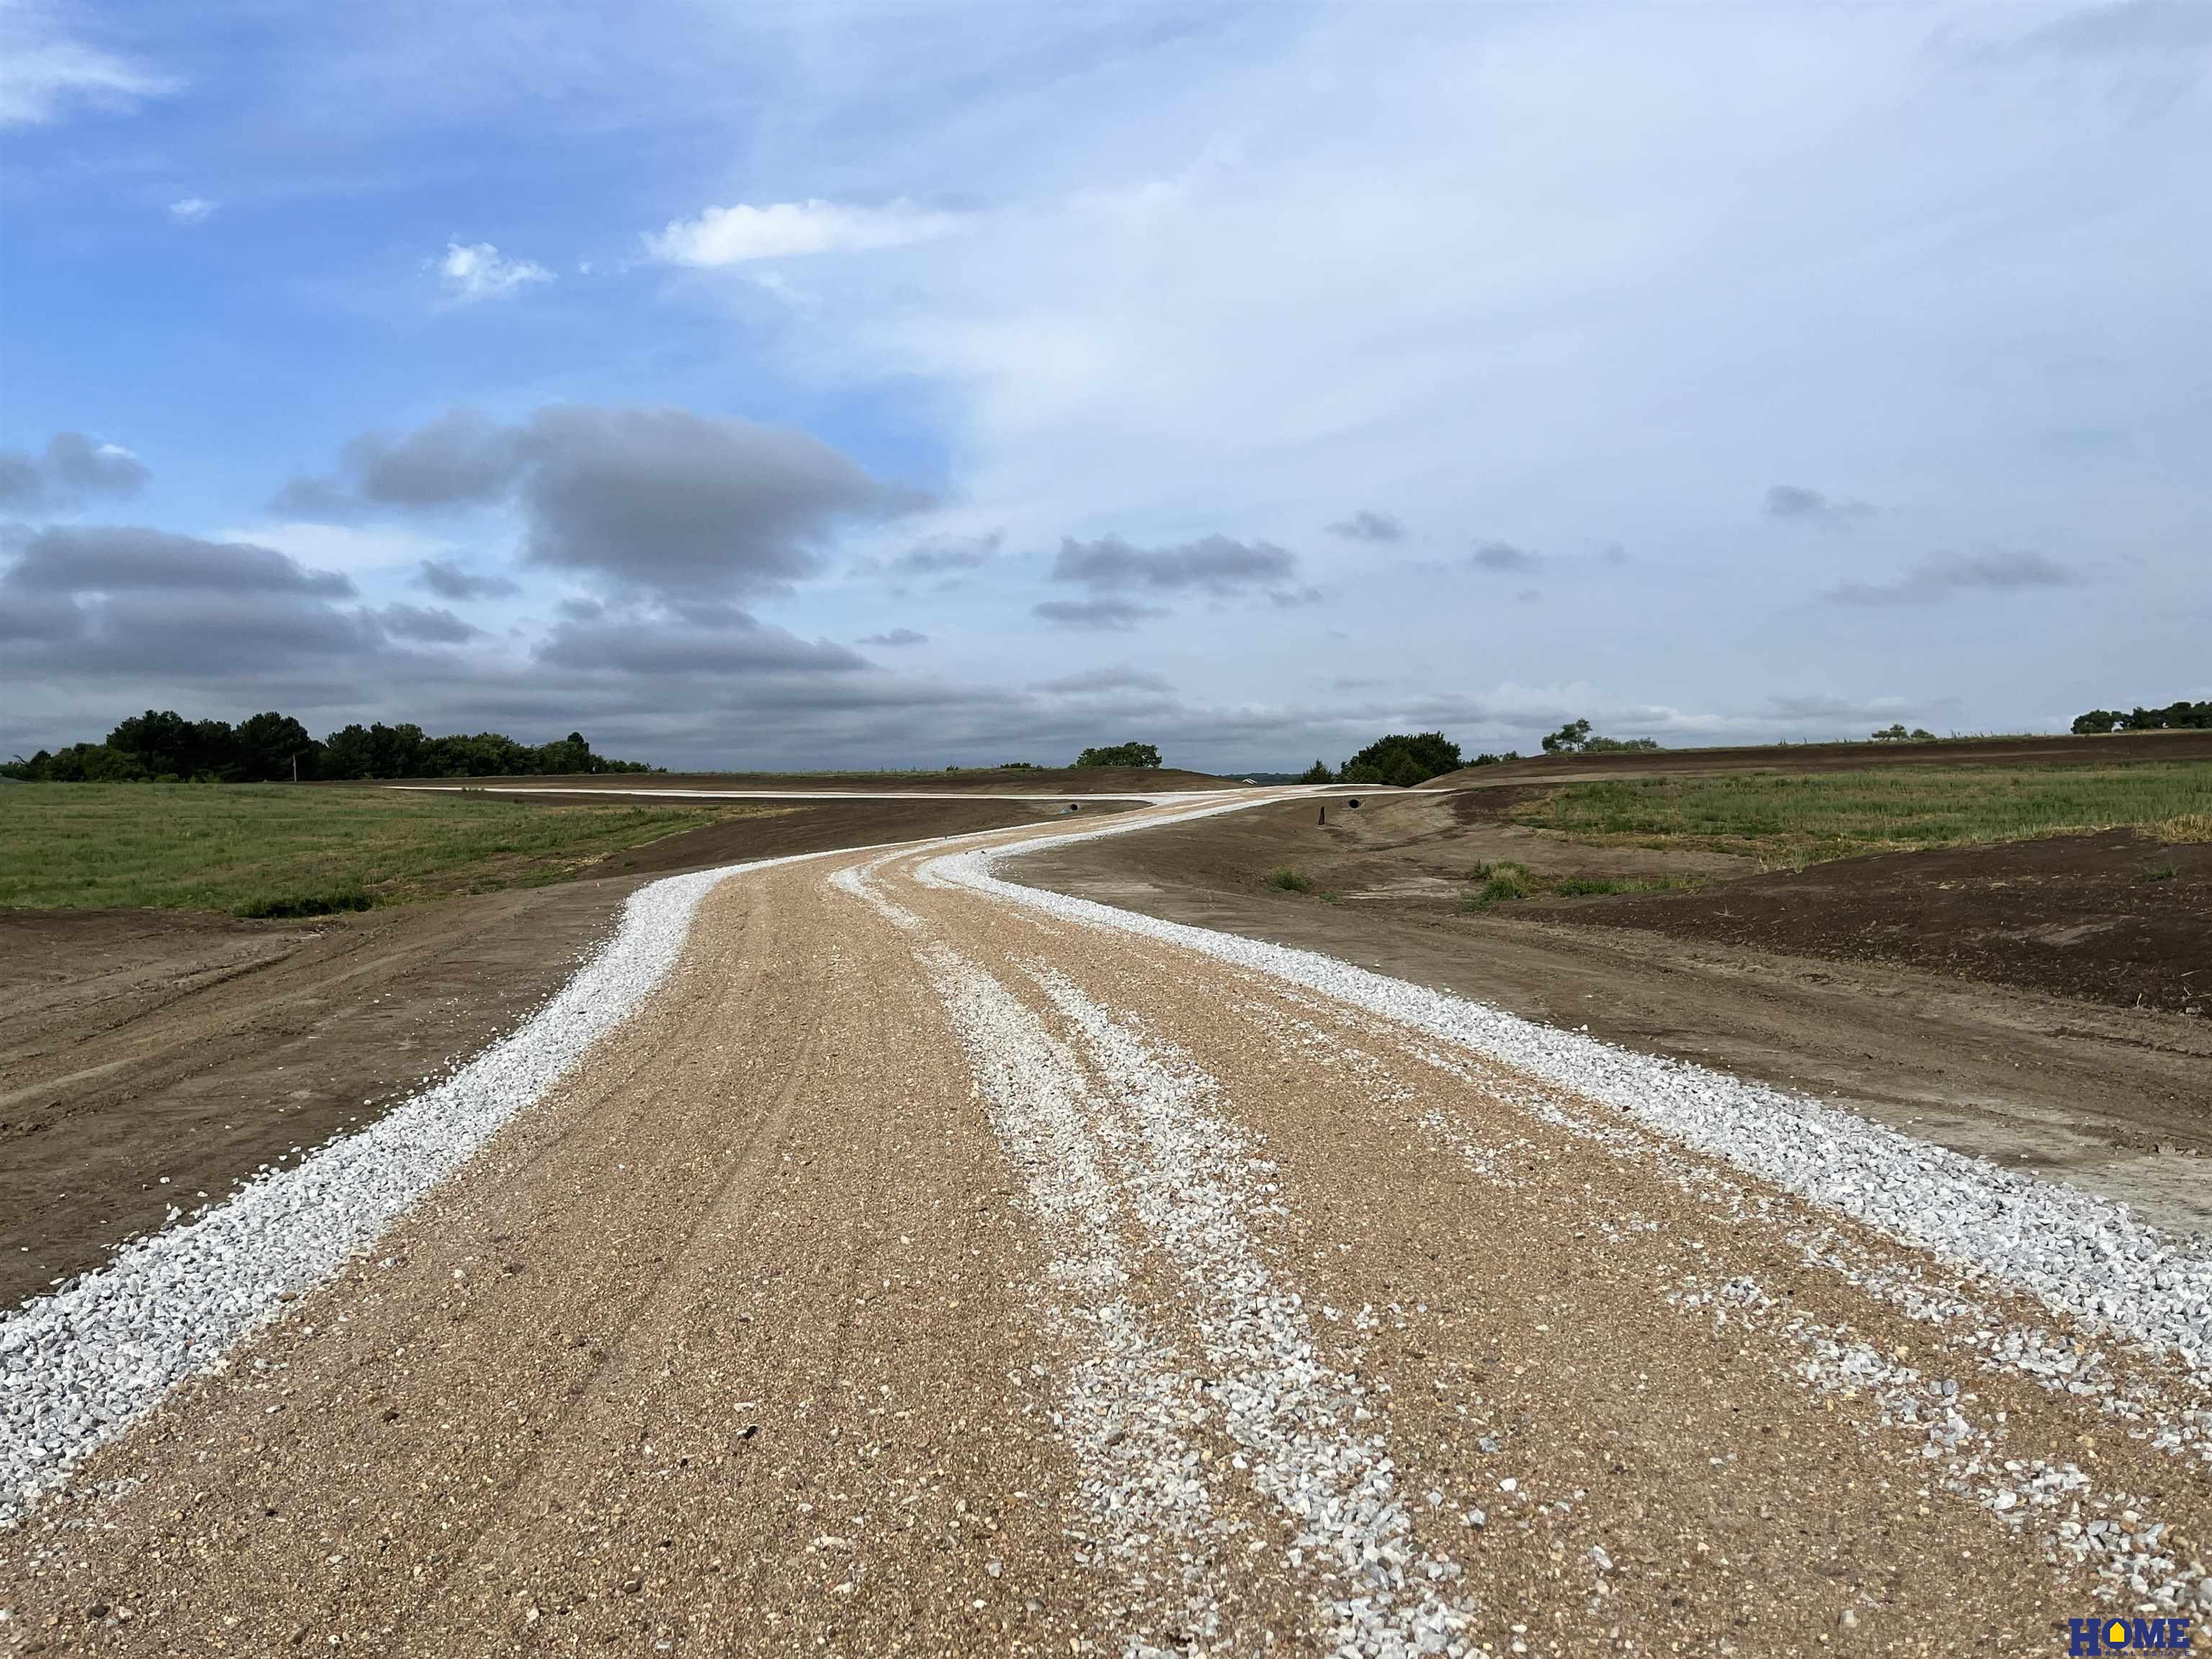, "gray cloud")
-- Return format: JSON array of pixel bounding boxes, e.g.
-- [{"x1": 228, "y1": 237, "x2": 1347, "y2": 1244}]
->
[
  {"x1": 1033, "y1": 666, "x2": 1174, "y2": 695},
  {"x1": 1326, "y1": 509, "x2": 1406, "y2": 544},
  {"x1": 346, "y1": 409, "x2": 521, "y2": 506},
  {"x1": 1824, "y1": 549, "x2": 2080, "y2": 606},
  {"x1": 415, "y1": 558, "x2": 521, "y2": 601},
  {"x1": 7, "y1": 524, "x2": 355, "y2": 597},
  {"x1": 277, "y1": 403, "x2": 930, "y2": 600},
  {"x1": 1470, "y1": 540, "x2": 1541, "y2": 572},
  {"x1": 891, "y1": 531, "x2": 1002, "y2": 574},
  {"x1": 538, "y1": 606, "x2": 868, "y2": 675},
  {"x1": 377, "y1": 603, "x2": 480, "y2": 643},
  {"x1": 0, "y1": 524, "x2": 385, "y2": 677},
  {"x1": 858, "y1": 627, "x2": 929, "y2": 647},
  {"x1": 1051, "y1": 534, "x2": 1297, "y2": 594},
  {"x1": 0, "y1": 432, "x2": 150, "y2": 509},
  {"x1": 518, "y1": 406, "x2": 922, "y2": 596},
  {"x1": 0, "y1": 452, "x2": 40, "y2": 503},
  {"x1": 1764, "y1": 484, "x2": 1874, "y2": 527},
  {"x1": 1032, "y1": 597, "x2": 1167, "y2": 631}
]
